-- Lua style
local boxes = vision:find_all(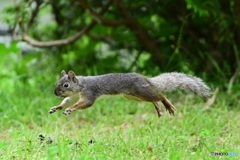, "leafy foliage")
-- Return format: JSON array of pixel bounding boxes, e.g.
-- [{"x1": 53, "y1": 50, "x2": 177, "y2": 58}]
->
[
  {"x1": 0, "y1": 0, "x2": 239, "y2": 86},
  {"x1": 0, "y1": 2, "x2": 240, "y2": 159}
]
